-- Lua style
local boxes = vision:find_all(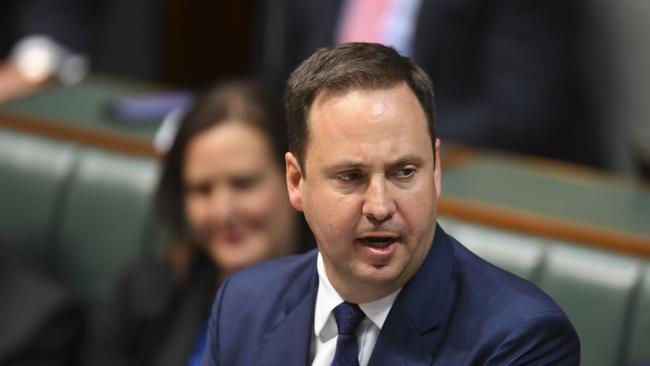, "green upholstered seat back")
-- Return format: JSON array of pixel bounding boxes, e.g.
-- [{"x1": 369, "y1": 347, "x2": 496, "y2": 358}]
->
[
  {"x1": 537, "y1": 243, "x2": 642, "y2": 366},
  {"x1": 439, "y1": 219, "x2": 546, "y2": 281},
  {"x1": 52, "y1": 148, "x2": 160, "y2": 312},
  {"x1": 0, "y1": 128, "x2": 77, "y2": 264},
  {"x1": 625, "y1": 264, "x2": 650, "y2": 365}
]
